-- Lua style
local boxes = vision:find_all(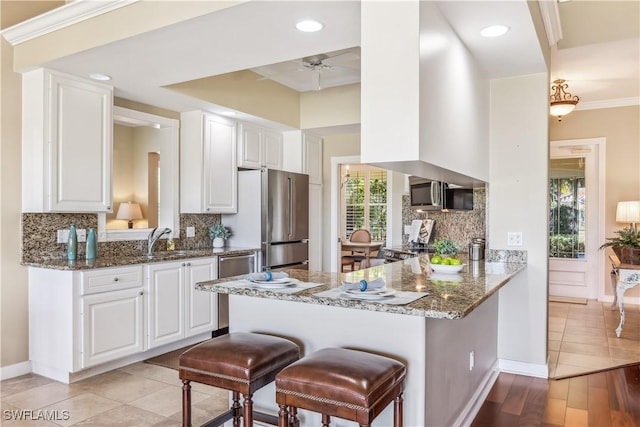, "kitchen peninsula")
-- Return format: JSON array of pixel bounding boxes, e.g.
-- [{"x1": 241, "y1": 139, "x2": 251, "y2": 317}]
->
[{"x1": 197, "y1": 253, "x2": 526, "y2": 426}]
